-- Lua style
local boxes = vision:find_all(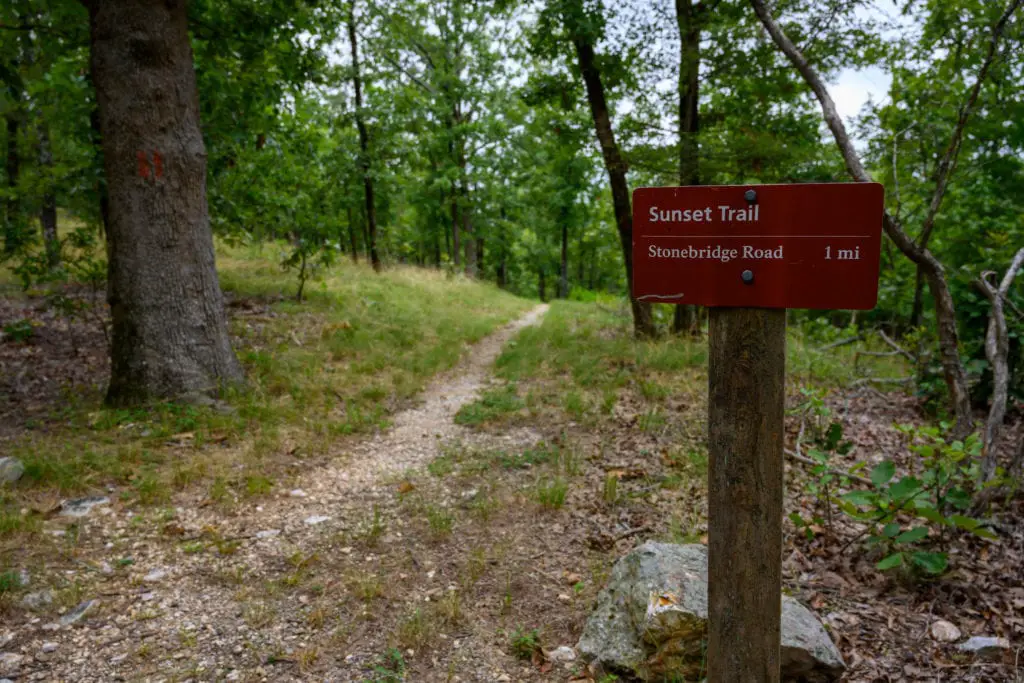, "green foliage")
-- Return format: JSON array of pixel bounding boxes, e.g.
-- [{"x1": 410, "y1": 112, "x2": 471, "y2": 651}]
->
[
  {"x1": 535, "y1": 476, "x2": 569, "y2": 510},
  {"x1": 367, "y1": 648, "x2": 406, "y2": 683},
  {"x1": 2, "y1": 318, "x2": 34, "y2": 343},
  {"x1": 838, "y1": 426, "x2": 996, "y2": 576},
  {"x1": 509, "y1": 626, "x2": 541, "y2": 660}
]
